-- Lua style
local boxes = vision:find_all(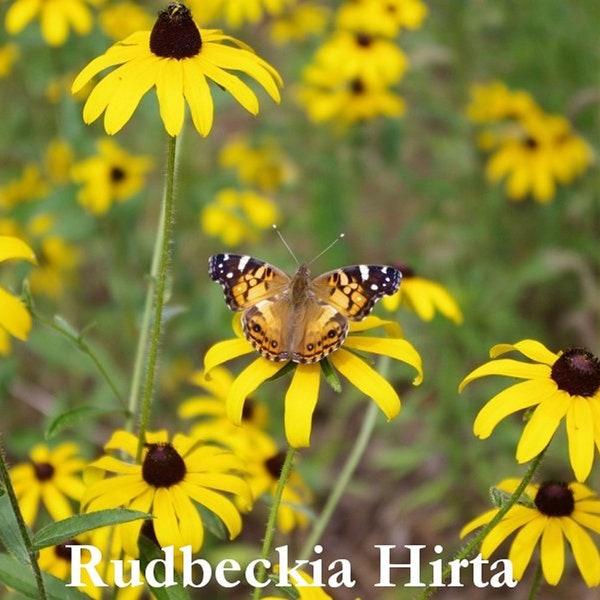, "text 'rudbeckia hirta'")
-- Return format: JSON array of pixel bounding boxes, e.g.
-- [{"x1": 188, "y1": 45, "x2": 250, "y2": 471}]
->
[
  {"x1": 461, "y1": 478, "x2": 600, "y2": 587},
  {"x1": 460, "y1": 340, "x2": 600, "y2": 482},
  {"x1": 81, "y1": 430, "x2": 251, "y2": 557},
  {"x1": 204, "y1": 316, "x2": 422, "y2": 447},
  {"x1": 71, "y1": 2, "x2": 282, "y2": 136}
]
